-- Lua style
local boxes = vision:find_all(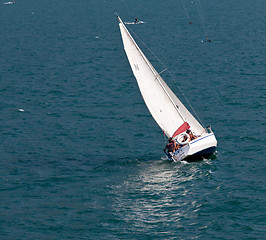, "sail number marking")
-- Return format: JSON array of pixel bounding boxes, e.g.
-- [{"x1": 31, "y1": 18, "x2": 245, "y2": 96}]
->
[{"x1": 134, "y1": 64, "x2": 139, "y2": 70}]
